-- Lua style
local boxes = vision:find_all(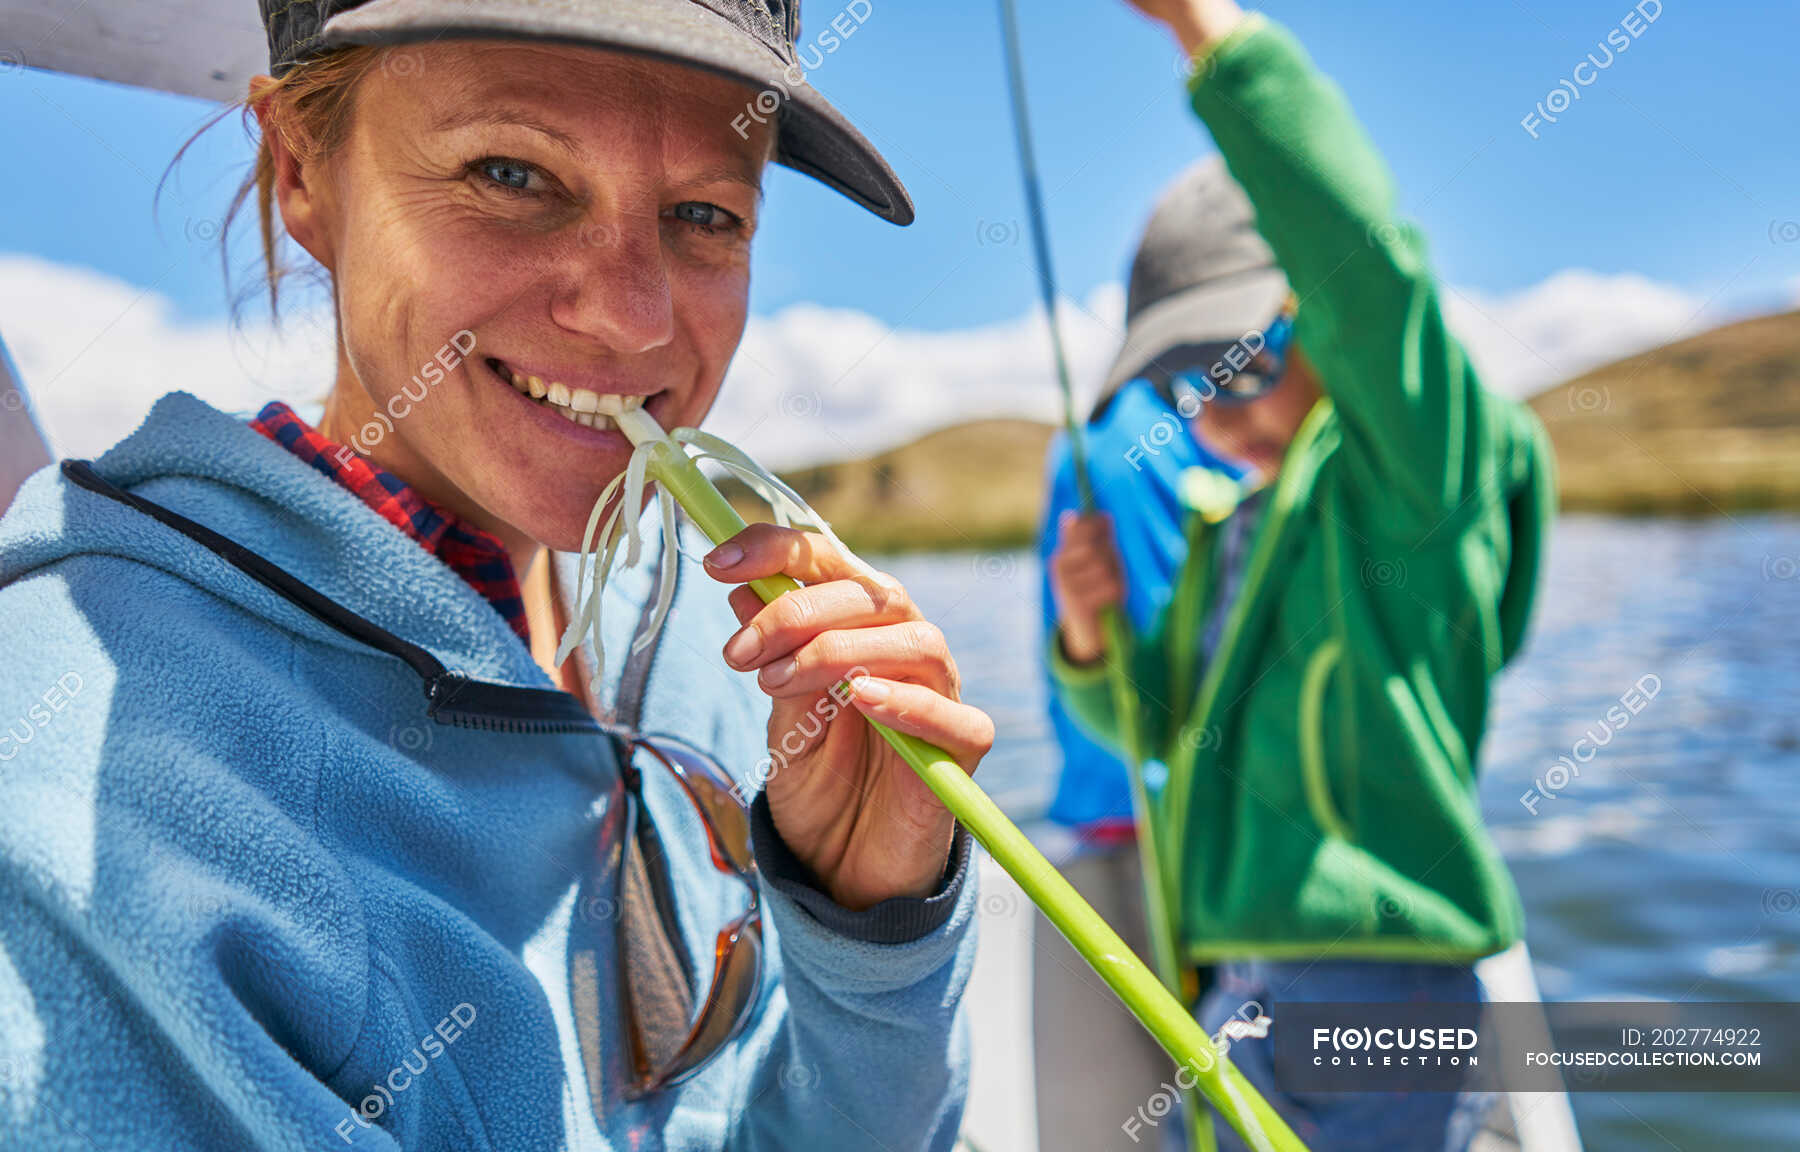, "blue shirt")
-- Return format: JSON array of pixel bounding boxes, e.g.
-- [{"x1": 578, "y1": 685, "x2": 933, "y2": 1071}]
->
[{"x1": 1037, "y1": 379, "x2": 1249, "y2": 831}]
